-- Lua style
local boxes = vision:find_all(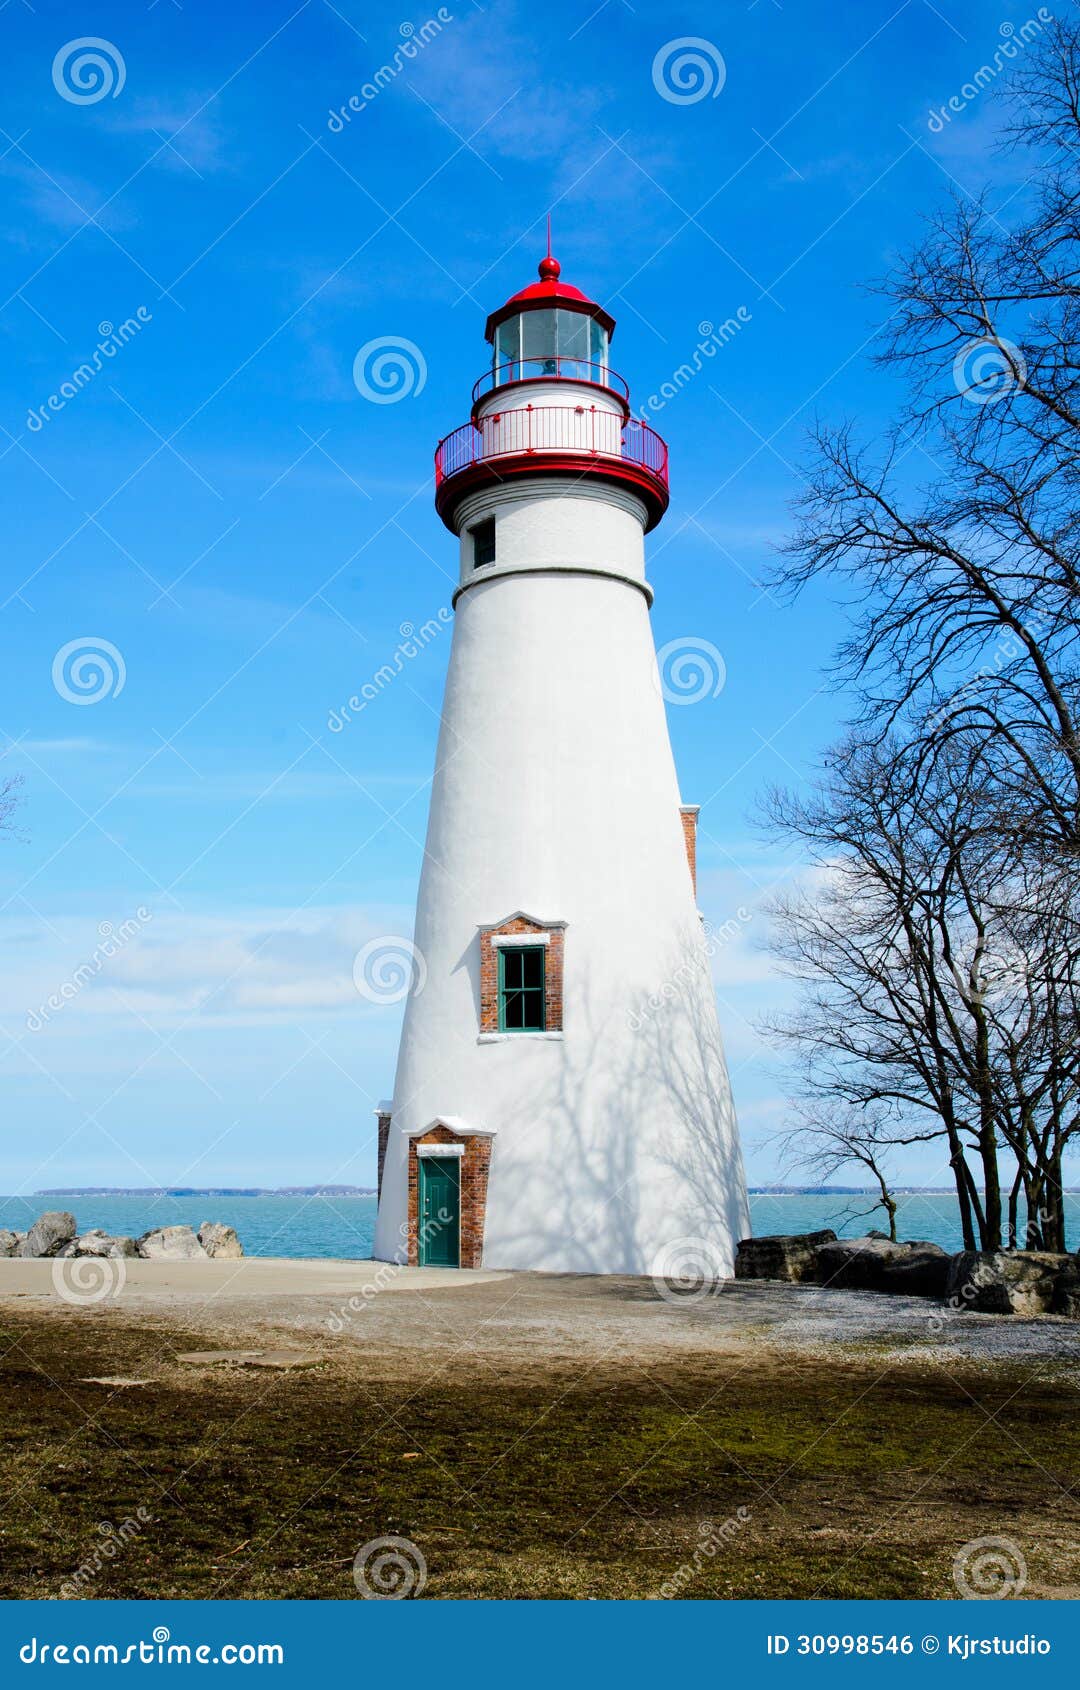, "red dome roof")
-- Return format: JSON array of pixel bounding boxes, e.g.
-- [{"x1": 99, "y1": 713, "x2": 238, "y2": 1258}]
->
[{"x1": 485, "y1": 253, "x2": 615, "y2": 342}]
